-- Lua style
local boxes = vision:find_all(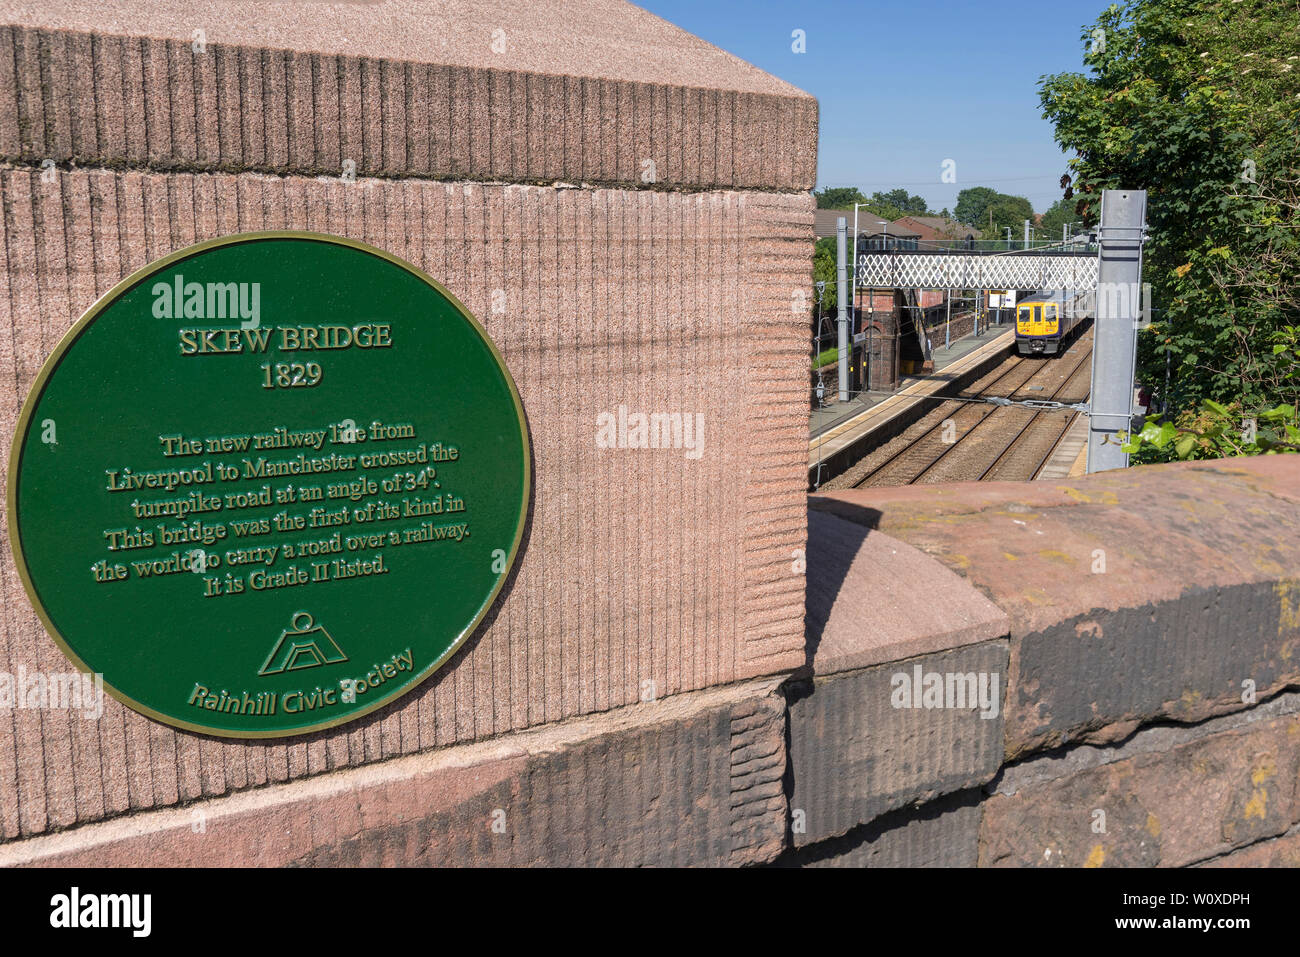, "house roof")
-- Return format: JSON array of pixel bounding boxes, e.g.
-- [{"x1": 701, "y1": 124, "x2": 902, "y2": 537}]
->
[
  {"x1": 814, "y1": 208, "x2": 920, "y2": 239},
  {"x1": 893, "y1": 216, "x2": 981, "y2": 240}
]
